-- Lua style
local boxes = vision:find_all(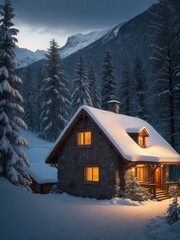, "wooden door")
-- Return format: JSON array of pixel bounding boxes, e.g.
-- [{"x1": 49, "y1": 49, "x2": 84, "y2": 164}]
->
[{"x1": 155, "y1": 167, "x2": 161, "y2": 189}]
